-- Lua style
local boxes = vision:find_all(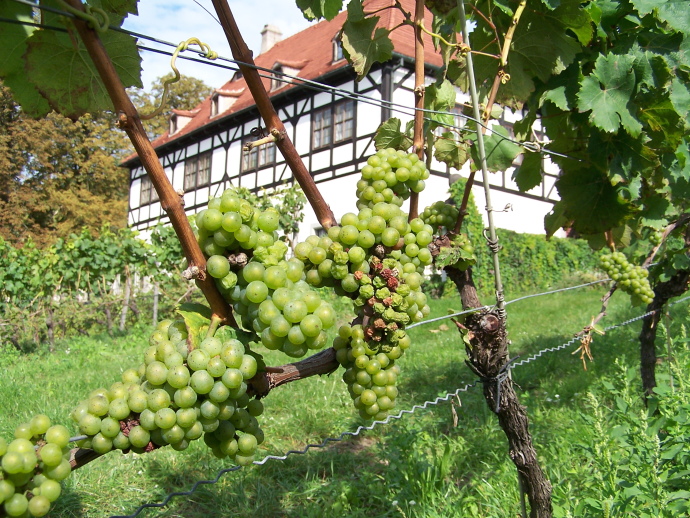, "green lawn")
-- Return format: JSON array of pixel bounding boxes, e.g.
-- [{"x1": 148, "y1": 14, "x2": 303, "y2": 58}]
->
[{"x1": 1, "y1": 286, "x2": 688, "y2": 517}]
